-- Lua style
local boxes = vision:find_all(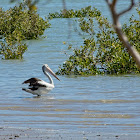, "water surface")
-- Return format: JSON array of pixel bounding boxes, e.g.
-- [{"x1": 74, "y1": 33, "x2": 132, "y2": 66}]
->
[{"x1": 0, "y1": 0, "x2": 140, "y2": 135}]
